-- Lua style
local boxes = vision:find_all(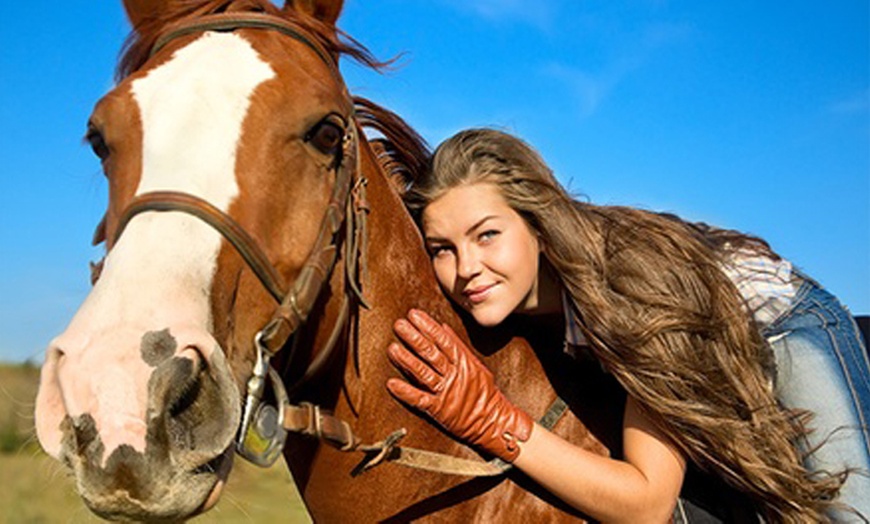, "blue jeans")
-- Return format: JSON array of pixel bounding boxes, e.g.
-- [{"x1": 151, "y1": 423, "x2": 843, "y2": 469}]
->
[{"x1": 764, "y1": 273, "x2": 870, "y2": 521}]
